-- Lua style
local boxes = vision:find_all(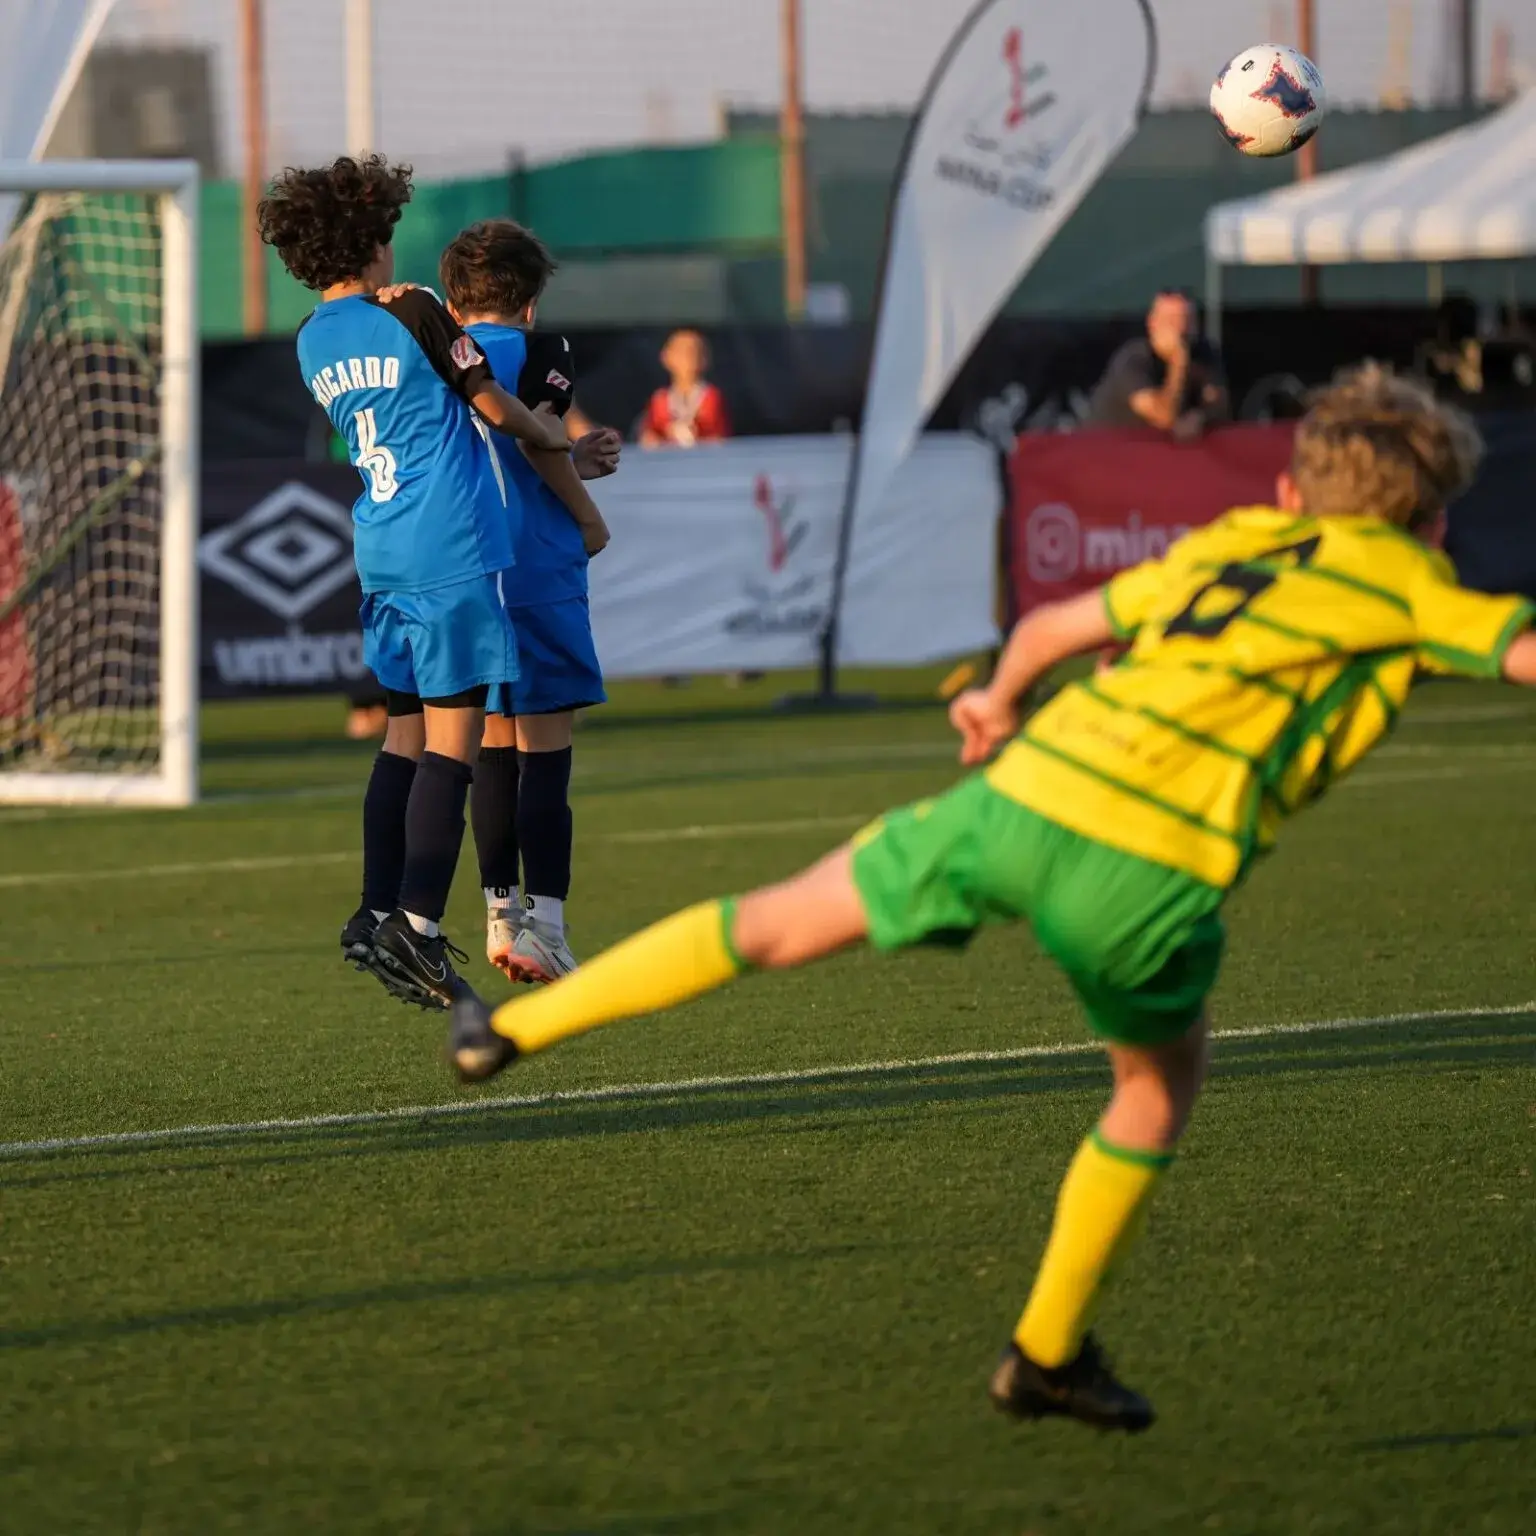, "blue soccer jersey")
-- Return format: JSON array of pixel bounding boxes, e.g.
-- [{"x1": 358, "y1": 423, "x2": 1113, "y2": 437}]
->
[
  {"x1": 465, "y1": 322, "x2": 587, "y2": 606},
  {"x1": 297, "y1": 290, "x2": 512, "y2": 594}
]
